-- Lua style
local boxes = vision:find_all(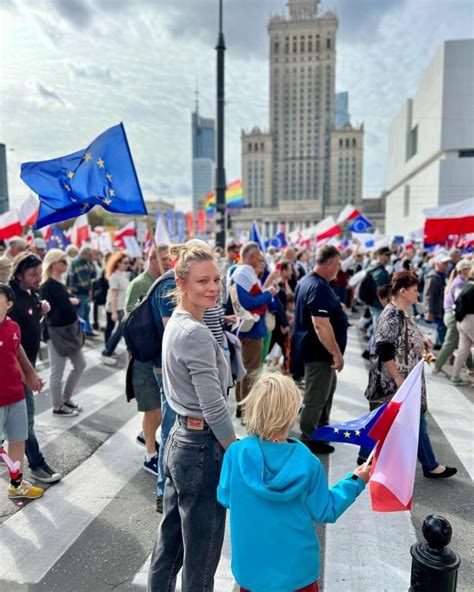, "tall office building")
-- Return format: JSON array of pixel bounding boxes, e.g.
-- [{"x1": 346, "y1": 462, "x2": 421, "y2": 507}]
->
[
  {"x1": 268, "y1": 0, "x2": 338, "y2": 212},
  {"x1": 329, "y1": 122, "x2": 364, "y2": 206},
  {"x1": 241, "y1": 127, "x2": 273, "y2": 208},
  {"x1": 191, "y1": 105, "x2": 215, "y2": 212},
  {"x1": 237, "y1": 0, "x2": 366, "y2": 235},
  {"x1": 0, "y1": 144, "x2": 9, "y2": 215},
  {"x1": 335, "y1": 91, "x2": 350, "y2": 129}
]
